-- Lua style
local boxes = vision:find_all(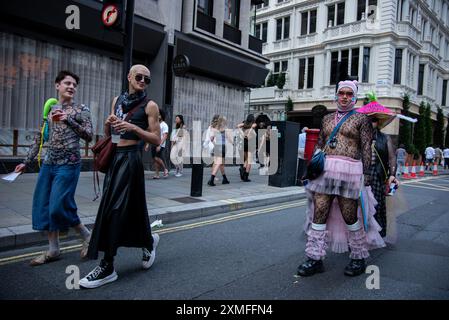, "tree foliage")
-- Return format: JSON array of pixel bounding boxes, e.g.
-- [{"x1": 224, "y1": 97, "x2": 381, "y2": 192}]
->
[
  {"x1": 413, "y1": 102, "x2": 427, "y2": 154},
  {"x1": 425, "y1": 103, "x2": 432, "y2": 147},
  {"x1": 398, "y1": 94, "x2": 412, "y2": 149},
  {"x1": 434, "y1": 107, "x2": 445, "y2": 148}
]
